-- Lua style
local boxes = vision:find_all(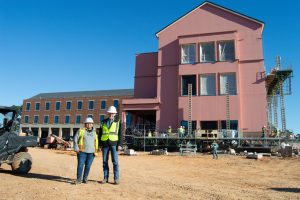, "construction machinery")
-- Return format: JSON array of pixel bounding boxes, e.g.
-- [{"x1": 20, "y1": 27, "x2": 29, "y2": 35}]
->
[{"x1": 0, "y1": 106, "x2": 38, "y2": 173}]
